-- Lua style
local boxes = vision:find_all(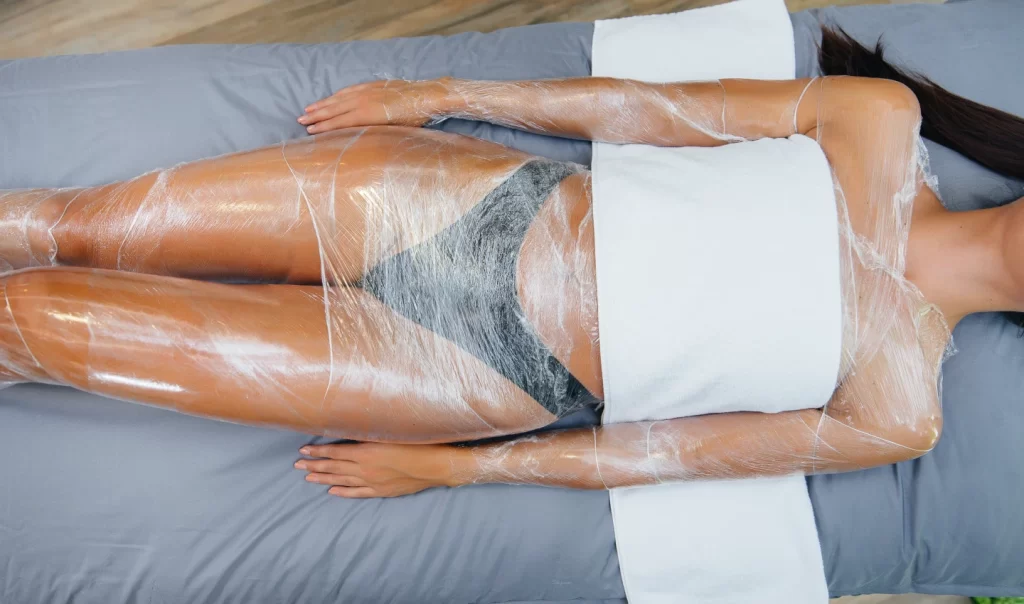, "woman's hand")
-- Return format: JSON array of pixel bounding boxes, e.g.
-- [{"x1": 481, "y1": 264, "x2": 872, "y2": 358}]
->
[
  {"x1": 298, "y1": 78, "x2": 455, "y2": 134},
  {"x1": 295, "y1": 442, "x2": 465, "y2": 498}
]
